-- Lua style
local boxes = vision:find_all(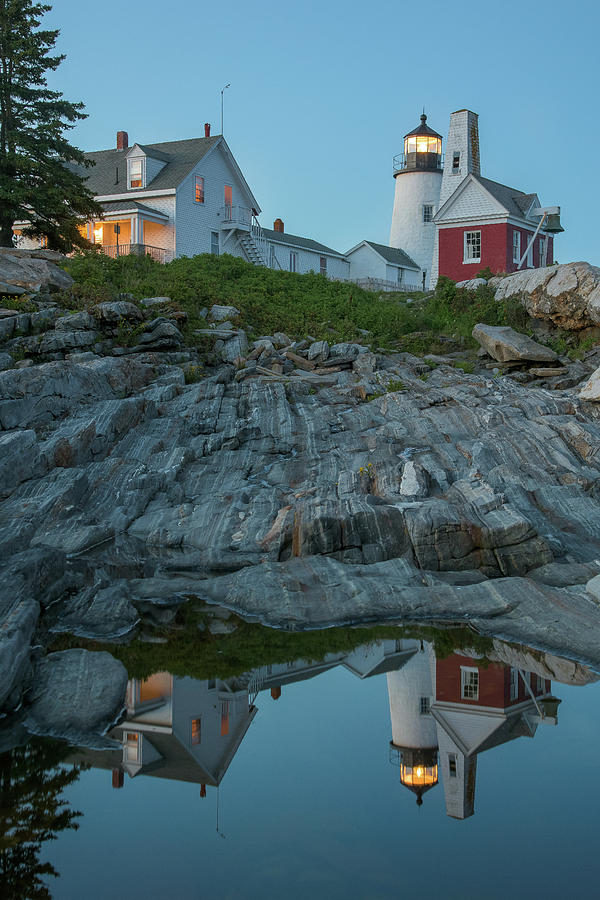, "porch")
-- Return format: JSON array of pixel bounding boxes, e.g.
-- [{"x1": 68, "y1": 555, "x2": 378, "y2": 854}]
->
[{"x1": 87, "y1": 200, "x2": 175, "y2": 264}]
